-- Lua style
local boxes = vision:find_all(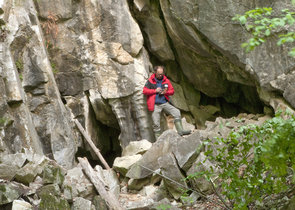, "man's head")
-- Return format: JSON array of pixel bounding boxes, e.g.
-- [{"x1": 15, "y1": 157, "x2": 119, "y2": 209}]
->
[{"x1": 154, "y1": 66, "x2": 164, "y2": 80}]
